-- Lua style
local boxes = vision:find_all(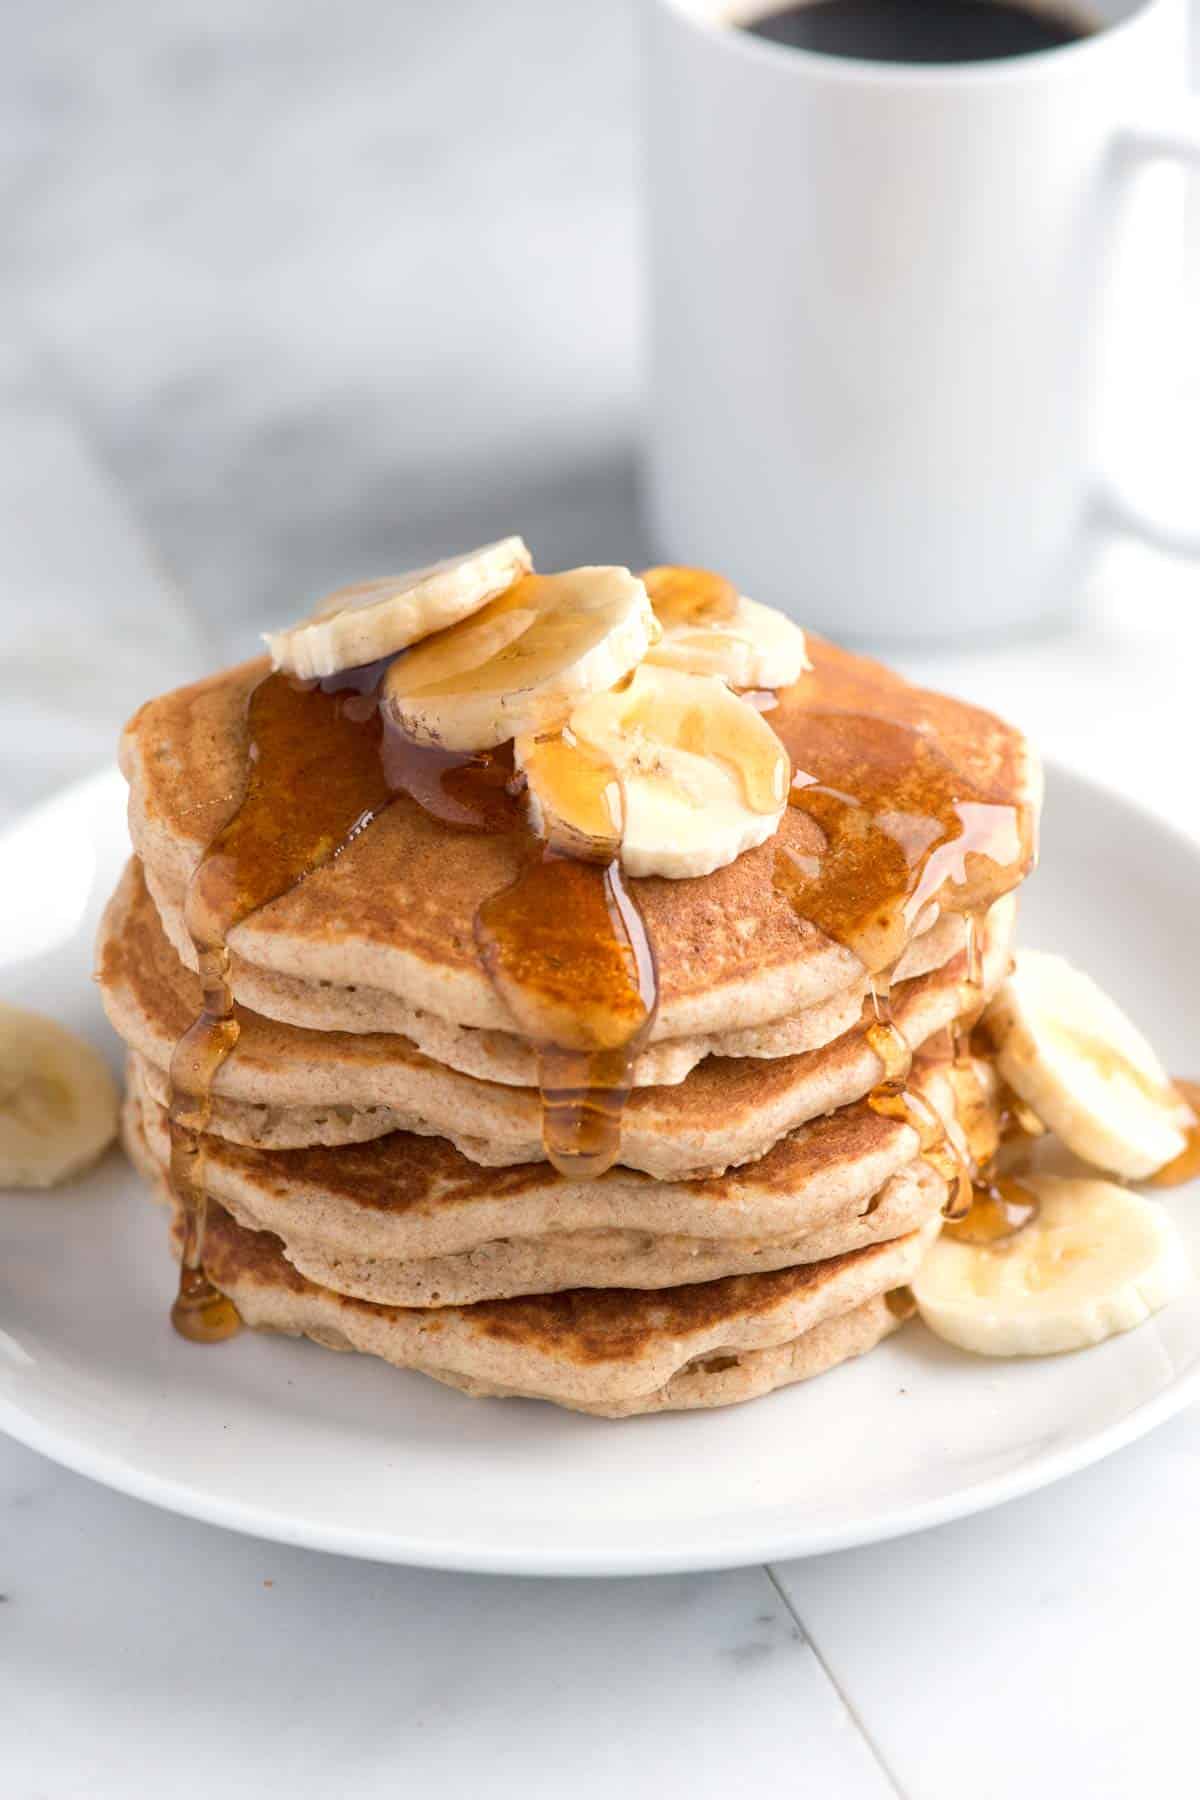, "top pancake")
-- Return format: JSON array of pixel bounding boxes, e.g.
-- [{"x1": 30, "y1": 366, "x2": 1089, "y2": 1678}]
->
[{"x1": 121, "y1": 634, "x2": 1039, "y2": 1042}]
